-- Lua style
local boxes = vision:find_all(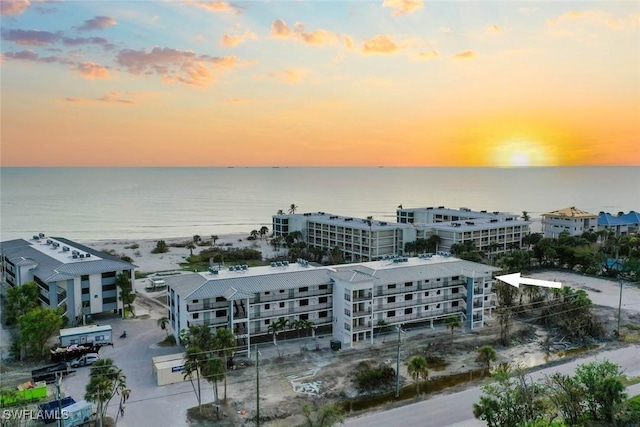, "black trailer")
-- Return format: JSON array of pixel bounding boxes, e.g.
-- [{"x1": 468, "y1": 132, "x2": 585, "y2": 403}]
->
[{"x1": 31, "y1": 363, "x2": 75, "y2": 383}]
